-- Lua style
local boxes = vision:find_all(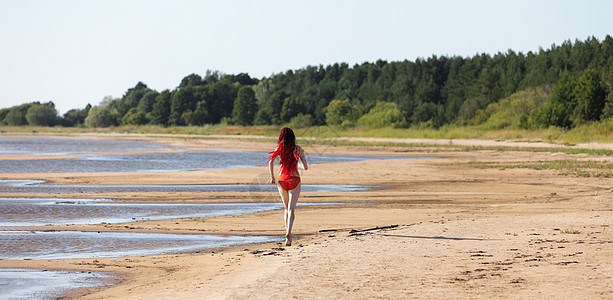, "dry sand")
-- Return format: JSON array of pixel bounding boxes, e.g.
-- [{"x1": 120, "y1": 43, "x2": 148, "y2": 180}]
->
[{"x1": 0, "y1": 133, "x2": 612, "y2": 299}]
